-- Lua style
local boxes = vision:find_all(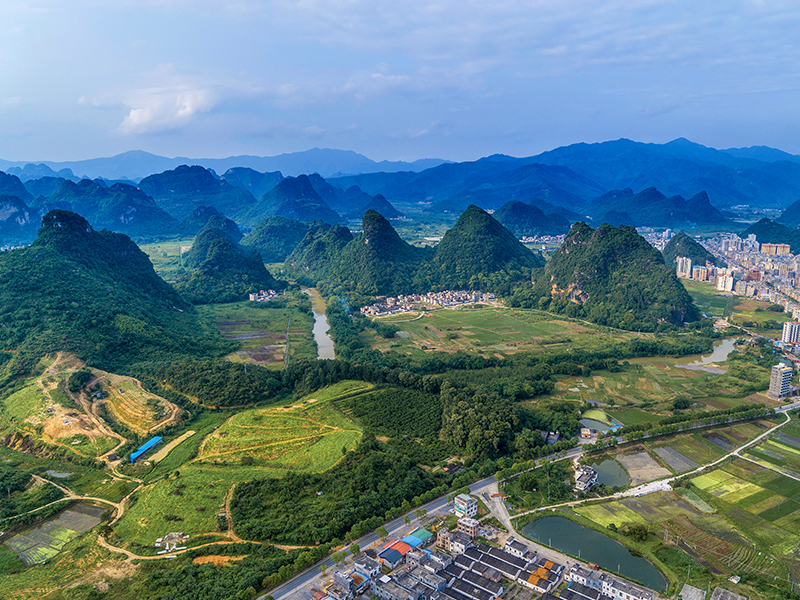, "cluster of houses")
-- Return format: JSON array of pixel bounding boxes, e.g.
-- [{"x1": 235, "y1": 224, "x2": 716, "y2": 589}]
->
[
  {"x1": 314, "y1": 493, "x2": 661, "y2": 600},
  {"x1": 360, "y1": 291, "x2": 497, "y2": 317},
  {"x1": 248, "y1": 289, "x2": 281, "y2": 302}
]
